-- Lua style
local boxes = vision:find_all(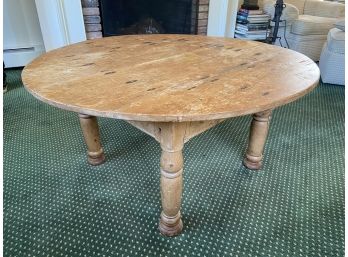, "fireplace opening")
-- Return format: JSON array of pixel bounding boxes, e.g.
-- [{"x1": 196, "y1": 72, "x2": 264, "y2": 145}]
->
[{"x1": 99, "y1": 0, "x2": 198, "y2": 36}]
